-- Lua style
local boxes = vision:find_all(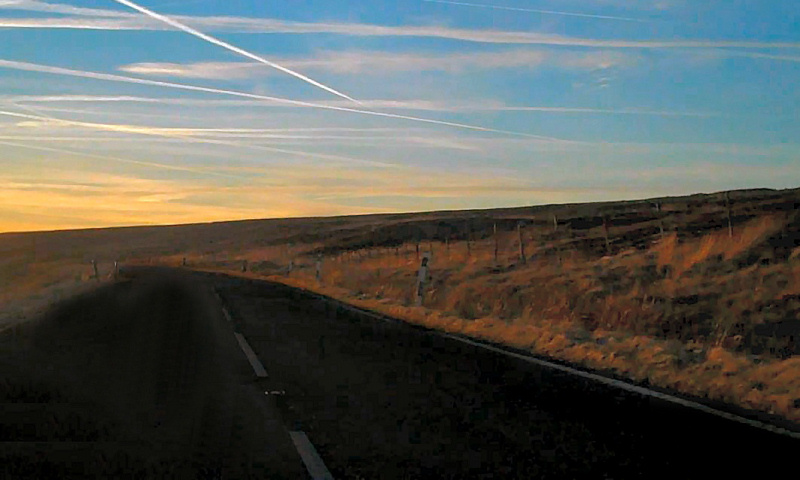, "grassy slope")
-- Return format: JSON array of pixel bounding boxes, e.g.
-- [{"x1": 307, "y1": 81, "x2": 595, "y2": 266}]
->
[{"x1": 3, "y1": 187, "x2": 800, "y2": 423}]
